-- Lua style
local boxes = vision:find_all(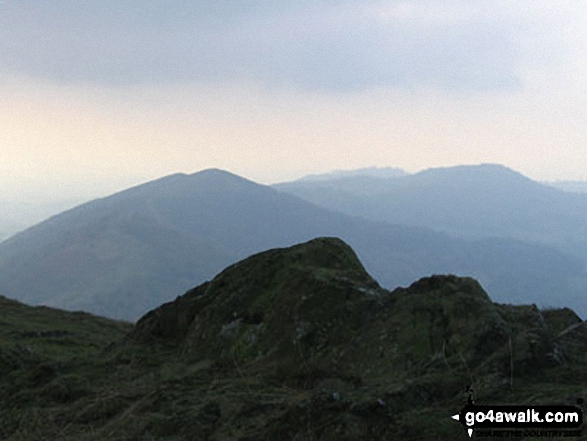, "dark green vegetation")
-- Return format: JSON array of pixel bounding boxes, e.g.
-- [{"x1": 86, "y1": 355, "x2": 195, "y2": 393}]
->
[
  {"x1": 1, "y1": 238, "x2": 585, "y2": 440},
  {"x1": 0, "y1": 168, "x2": 584, "y2": 320}
]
